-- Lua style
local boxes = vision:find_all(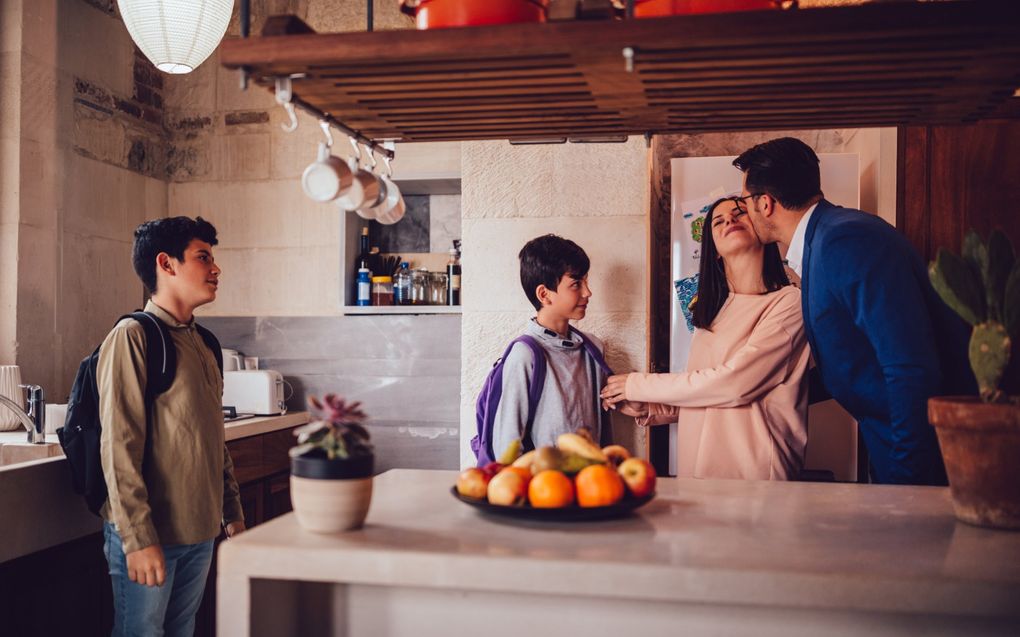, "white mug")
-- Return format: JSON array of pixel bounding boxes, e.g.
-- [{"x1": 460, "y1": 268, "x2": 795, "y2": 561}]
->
[
  {"x1": 243, "y1": 356, "x2": 259, "y2": 370},
  {"x1": 302, "y1": 142, "x2": 354, "y2": 203},
  {"x1": 371, "y1": 175, "x2": 406, "y2": 225},
  {"x1": 0, "y1": 365, "x2": 23, "y2": 431},
  {"x1": 222, "y1": 349, "x2": 244, "y2": 372}
]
